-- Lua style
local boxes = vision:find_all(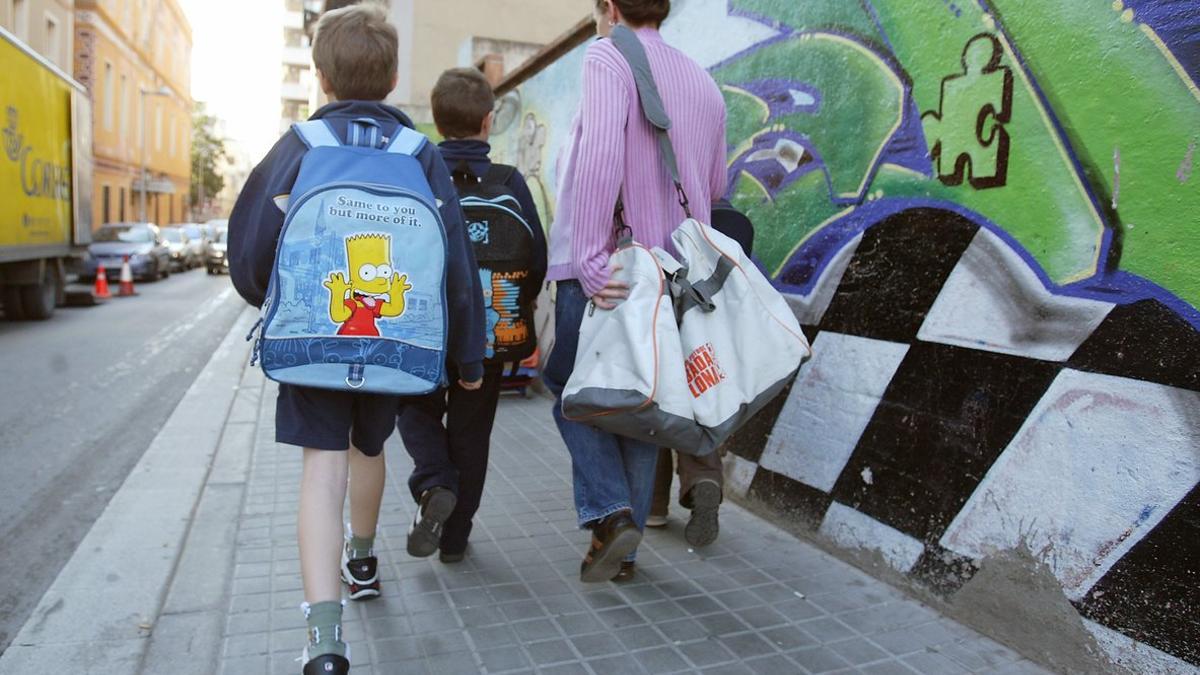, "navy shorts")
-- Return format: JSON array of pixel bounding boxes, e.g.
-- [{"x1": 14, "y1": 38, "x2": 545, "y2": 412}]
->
[{"x1": 275, "y1": 384, "x2": 399, "y2": 456}]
